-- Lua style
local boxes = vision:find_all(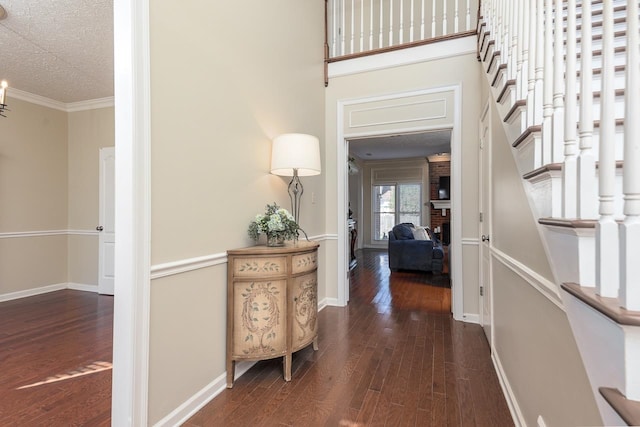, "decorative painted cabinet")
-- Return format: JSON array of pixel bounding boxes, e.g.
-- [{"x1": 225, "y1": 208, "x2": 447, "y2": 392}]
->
[{"x1": 226, "y1": 241, "x2": 319, "y2": 388}]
